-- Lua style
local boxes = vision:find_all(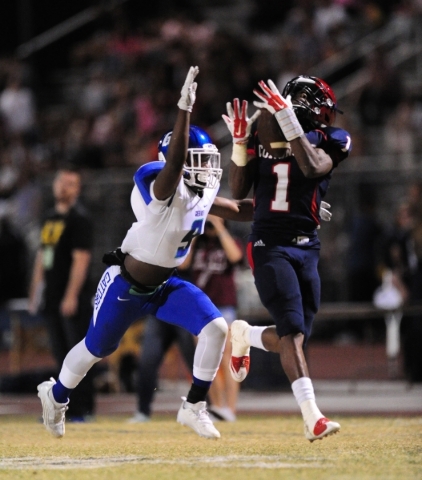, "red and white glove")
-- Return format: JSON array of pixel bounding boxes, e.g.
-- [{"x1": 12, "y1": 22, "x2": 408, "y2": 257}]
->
[
  {"x1": 253, "y1": 79, "x2": 304, "y2": 141},
  {"x1": 222, "y1": 99, "x2": 261, "y2": 166},
  {"x1": 177, "y1": 66, "x2": 199, "y2": 112},
  {"x1": 223, "y1": 99, "x2": 261, "y2": 144}
]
